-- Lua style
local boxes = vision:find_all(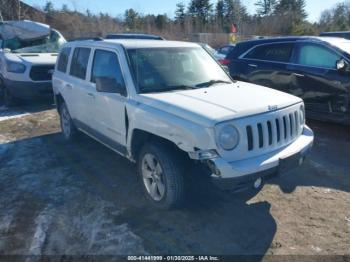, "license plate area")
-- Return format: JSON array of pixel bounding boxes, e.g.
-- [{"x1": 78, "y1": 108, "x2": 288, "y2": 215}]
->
[{"x1": 279, "y1": 152, "x2": 303, "y2": 173}]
